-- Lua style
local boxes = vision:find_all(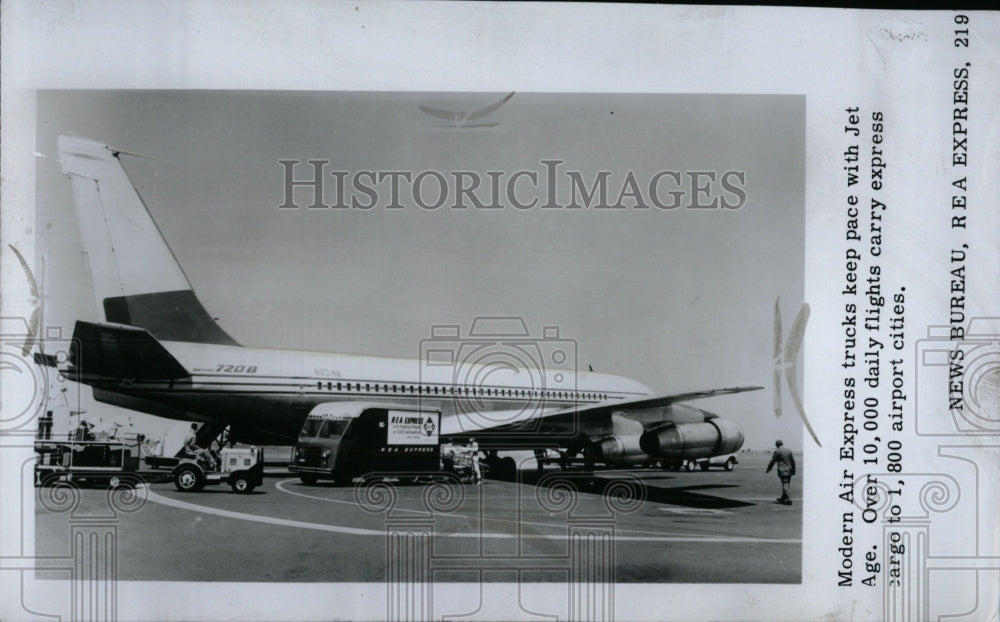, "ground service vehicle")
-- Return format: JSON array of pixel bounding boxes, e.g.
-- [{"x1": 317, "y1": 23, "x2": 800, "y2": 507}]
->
[
  {"x1": 35, "y1": 435, "x2": 264, "y2": 493},
  {"x1": 291, "y1": 402, "x2": 441, "y2": 485},
  {"x1": 686, "y1": 453, "x2": 739, "y2": 471},
  {"x1": 165, "y1": 446, "x2": 264, "y2": 493},
  {"x1": 34, "y1": 439, "x2": 147, "y2": 489}
]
